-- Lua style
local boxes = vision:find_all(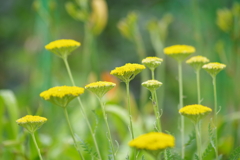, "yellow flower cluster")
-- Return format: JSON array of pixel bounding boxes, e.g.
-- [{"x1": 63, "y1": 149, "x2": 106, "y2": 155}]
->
[
  {"x1": 16, "y1": 115, "x2": 47, "y2": 124},
  {"x1": 186, "y1": 56, "x2": 209, "y2": 64},
  {"x1": 142, "y1": 80, "x2": 162, "y2": 91},
  {"x1": 16, "y1": 115, "x2": 47, "y2": 133},
  {"x1": 142, "y1": 57, "x2": 163, "y2": 70},
  {"x1": 179, "y1": 104, "x2": 212, "y2": 115},
  {"x1": 85, "y1": 81, "x2": 116, "y2": 88},
  {"x1": 202, "y1": 62, "x2": 226, "y2": 77},
  {"x1": 129, "y1": 132, "x2": 174, "y2": 151},
  {"x1": 85, "y1": 81, "x2": 116, "y2": 98},
  {"x1": 164, "y1": 45, "x2": 195, "y2": 61},
  {"x1": 179, "y1": 104, "x2": 212, "y2": 122},
  {"x1": 40, "y1": 86, "x2": 84, "y2": 107},
  {"x1": 40, "y1": 86, "x2": 84, "y2": 100},
  {"x1": 164, "y1": 45, "x2": 195, "y2": 54},
  {"x1": 186, "y1": 56, "x2": 210, "y2": 70},
  {"x1": 45, "y1": 39, "x2": 81, "y2": 58},
  {"x1": 110, "y1": 63, "x2": 146, "y2": 82},
  {"x1": 202, "y1": 62, "x2": 226, "y2": 70},
  {"x1": 45, "y1": 39, "x2": 80, "y2": 50}
]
